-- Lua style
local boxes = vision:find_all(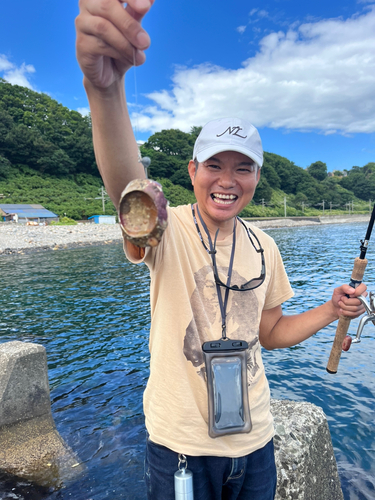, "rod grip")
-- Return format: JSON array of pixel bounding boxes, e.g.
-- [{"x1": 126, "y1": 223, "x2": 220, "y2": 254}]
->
[{"x1": 326, "y1": 257, "x2": 367, "y2": 374}]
